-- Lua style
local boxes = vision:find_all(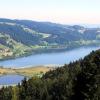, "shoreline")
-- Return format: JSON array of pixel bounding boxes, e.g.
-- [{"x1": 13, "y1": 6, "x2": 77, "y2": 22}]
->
[
  {"x1": 0, "y1": 65, "x2": 56, "y2": 77},
  {"x1": 0, "y1": 65, "x2": 56, "y2": 87},
  {"x1": 0, "y1": 45, "x2": 99, "y2": 61}
]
